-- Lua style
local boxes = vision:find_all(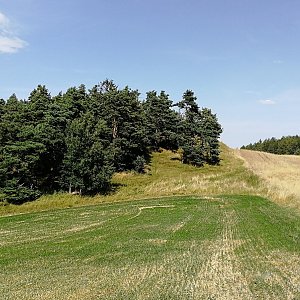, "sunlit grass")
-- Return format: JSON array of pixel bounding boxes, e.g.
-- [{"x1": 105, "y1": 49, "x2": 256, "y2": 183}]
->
[{"x1": 1, "y1": 195, "x2": 300, "y2": 299}]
